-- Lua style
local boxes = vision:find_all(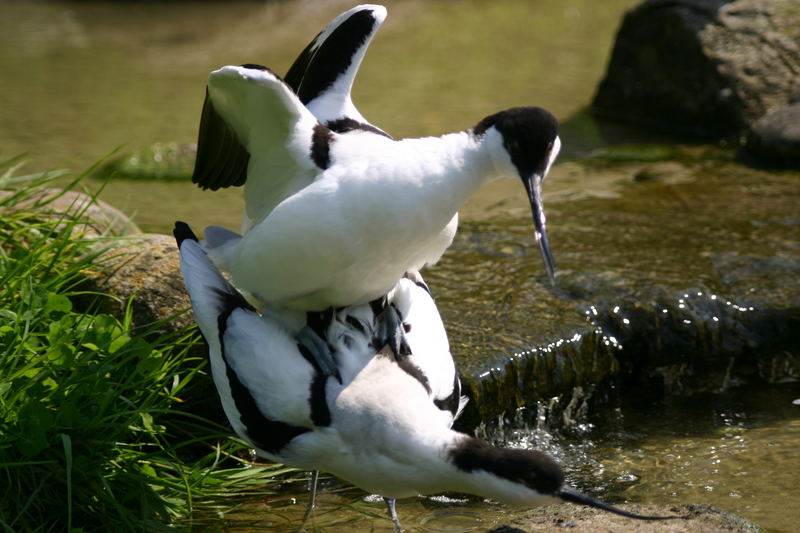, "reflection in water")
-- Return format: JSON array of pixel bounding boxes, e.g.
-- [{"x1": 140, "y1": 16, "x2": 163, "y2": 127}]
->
[{"x1": 556, "y1": 382, "x2": 800, "y2": 533}]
